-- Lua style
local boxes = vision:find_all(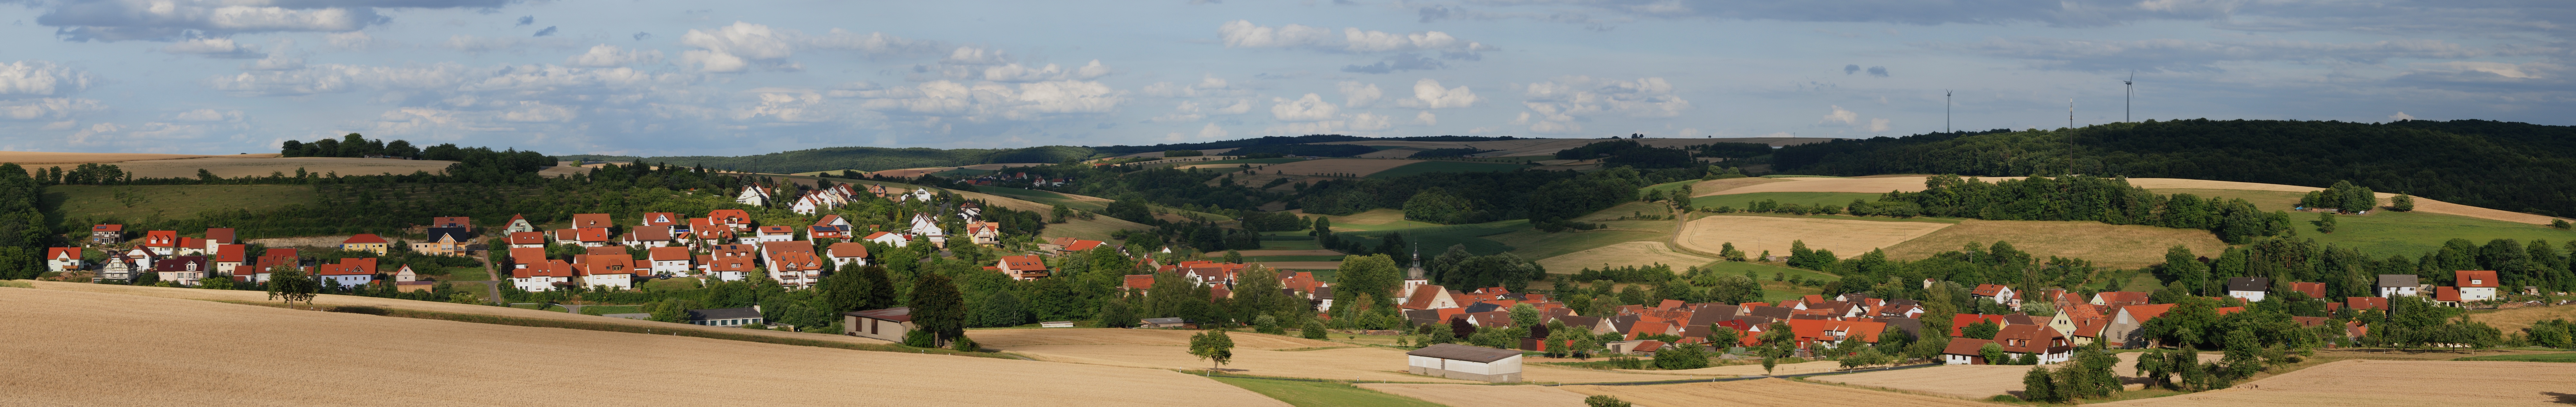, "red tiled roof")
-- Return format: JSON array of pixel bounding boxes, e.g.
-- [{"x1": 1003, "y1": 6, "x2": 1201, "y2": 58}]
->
[
  {"x1": 1123, "y1": 274, "x2": 1155, "y2": 290},
  {"x1": 205, "y1": 228, "x2": 235, "y2": 244},
  {"x1": 827, "y1": 242, "x2": 868, "y2": 259},
  {"x1": 508, "y1": 232, "x2": 546, "y2": 245},
  {"x1": 2434, "y1": 286, "x2": 2461, "y2": 302},
  {"x1": 640, "y1": 212, "x2": 680, "y2": 226},
  {"x1": 571, "y1": 213, "x2": 614, "y2": 229},
  {"x1": 144, "y1": 231, "x2": 178, "y2": 247},
  {"x1": 1942, "y1": 337, "x2": 1995, "y2": 357},
  {"x1": 1972, "y1": 284, "x2": 2011, "y2": 297},
  {"x1": 47, "y1": 247, "x2": 81, "y2": 260},
  {"x1": 707, "y1": 209, "x2": 752, "y2": 224},
  {"x1": 213, "y1": 244, "x2": 246, "y2": 263},
  {"x1": 2287, "y1": 282, "x2": 2327, "y2": 300},
  {"x1": 649, "y1": 246, "x2": 691, "y2": 261},
  {"x1": 342, "y1": 234, "x2": 387, "y2": 244},
  {"x1": 2457, "y1": 270, "x2": 2500, "y2": 288},
  {"x1": 93, "y1": 224, "x2": 123, "y2": 232},
  {"x1": 1952, "y1": 314, "x2": 2010, "y2": 336},
  {"x1": 2215, "y1": 306, "x2": 2247, "y2": 315},
  {"x1": 1993, "y1": 324, "x2": 2068, "y2": 354},
  {"x1": 997, "y1": 255, "x2": 1047, "y2": 273},
  {"x1": 2345, "y1": 297, "x2": 2388, "y2": 310}
]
